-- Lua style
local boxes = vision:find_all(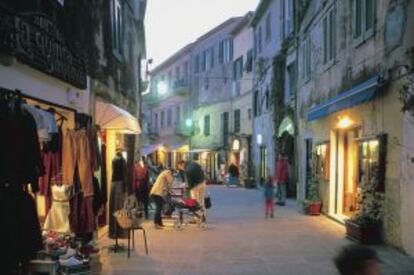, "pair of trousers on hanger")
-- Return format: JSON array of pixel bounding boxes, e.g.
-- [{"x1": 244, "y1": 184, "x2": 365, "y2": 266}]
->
[{"x1": 62, "y1": 130, "x2": 94, "y2": 197}]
